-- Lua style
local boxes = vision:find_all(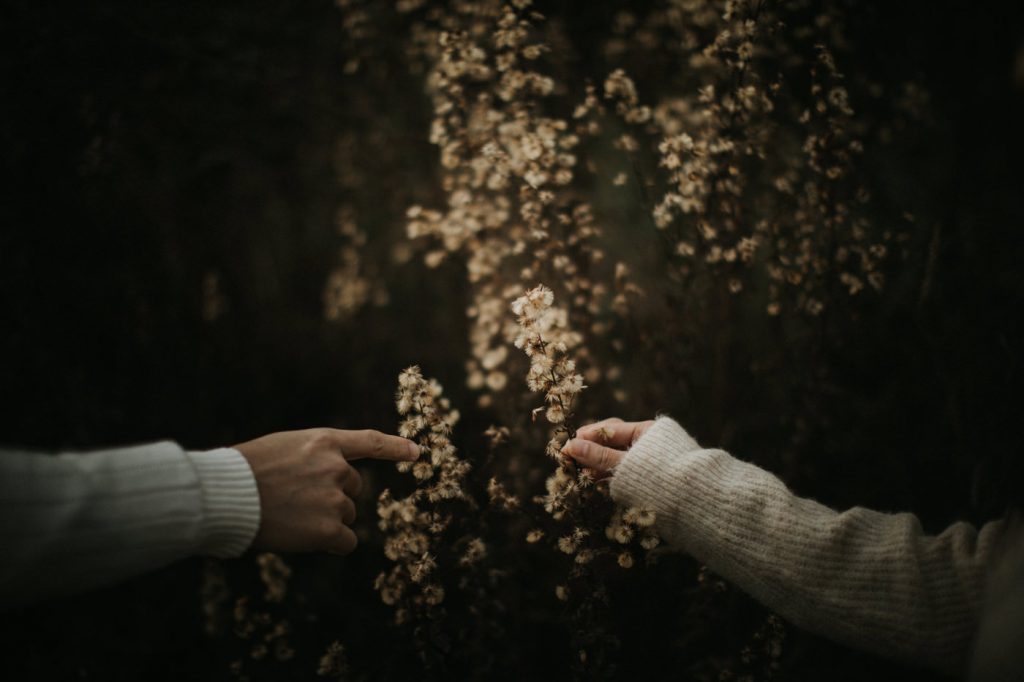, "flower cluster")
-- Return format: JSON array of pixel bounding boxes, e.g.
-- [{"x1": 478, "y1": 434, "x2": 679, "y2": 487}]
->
[
  {"x1": 218, "y1": 1, "x2": 930, "y2": 677},
  {"x1": 376, "y1": 366, "x2": 476, "y2": 634},
  {"x1": 600, "y1": 0, "x2": 908, "y2": 316},
  {"x1": 231, "y1": 596, "x2": 294, "y2": 670},
  {"x1": 512, "y1": 285, "x2": 585, "y2": 427},
  {"x1": 316, "y1": 640, "x2": 350, "y2": 680},
  {"x1": 394, "y1": 366, "x2": 467, "y2": 496},
  {"x1": 510, "y1": 284, "x2": 593, "y2": 523},
  {"x1": 375, "y1": 366, "x2": 520, "y2": 670},
  {"x1": 225, "y1": 553, "x2": 295, "y2": 679},
  {"x1": 323, "y1": 205, "x2": 381, "y2": 322},
  {"x1": 605, "y1": 505, "x2": 660, "y2": 569},
  {"x1": 403, "y1": 0, "x2": 634, "y2": 412},
  {"x1": 256, "y1": 553, "x2": 291, "y2": 604}
]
